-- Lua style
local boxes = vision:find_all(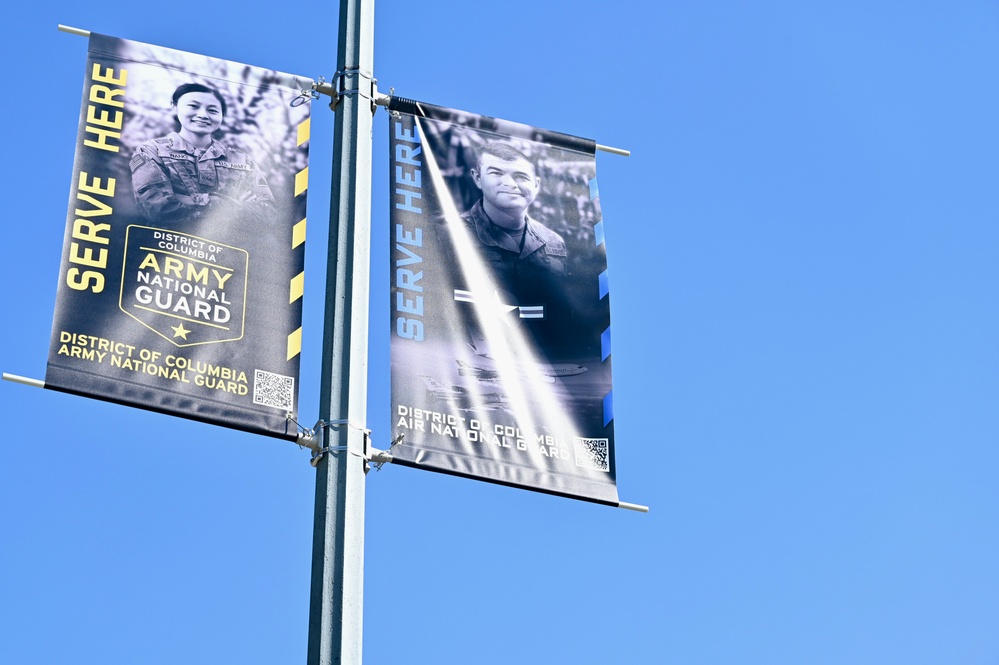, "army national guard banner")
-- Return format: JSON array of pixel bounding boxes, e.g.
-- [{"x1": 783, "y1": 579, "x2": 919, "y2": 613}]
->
[
  {"x1": 46, "y1": 33, "x2": 312, "y2": 440},
  {"x1": 388, "y1": 99, "x2": 618, "y2": 505}
]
